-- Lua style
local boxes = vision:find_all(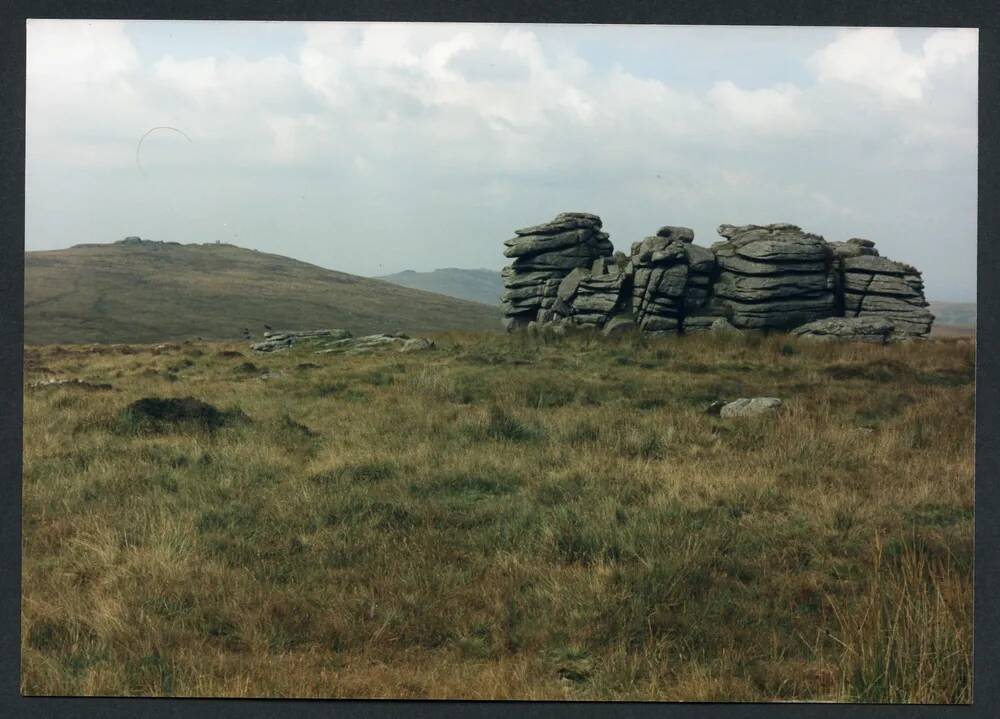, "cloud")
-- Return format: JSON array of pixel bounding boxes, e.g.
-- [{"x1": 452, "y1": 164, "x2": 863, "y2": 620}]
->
[
  {"x1": 26, "y1": 20, "x2": 143, "y2": 152},
  {"x1": 24, "y1": 22, "x2": 978, "y2": 300},
  {"x1": 810, "y1": 27, "x2": 977, "y2": 102},
  {"x1": 708, "y1": 81, "x2": 812, "y2": 133},
  {"x1": 27, "y1": 19, "x2": 138, "y2": 85}
]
